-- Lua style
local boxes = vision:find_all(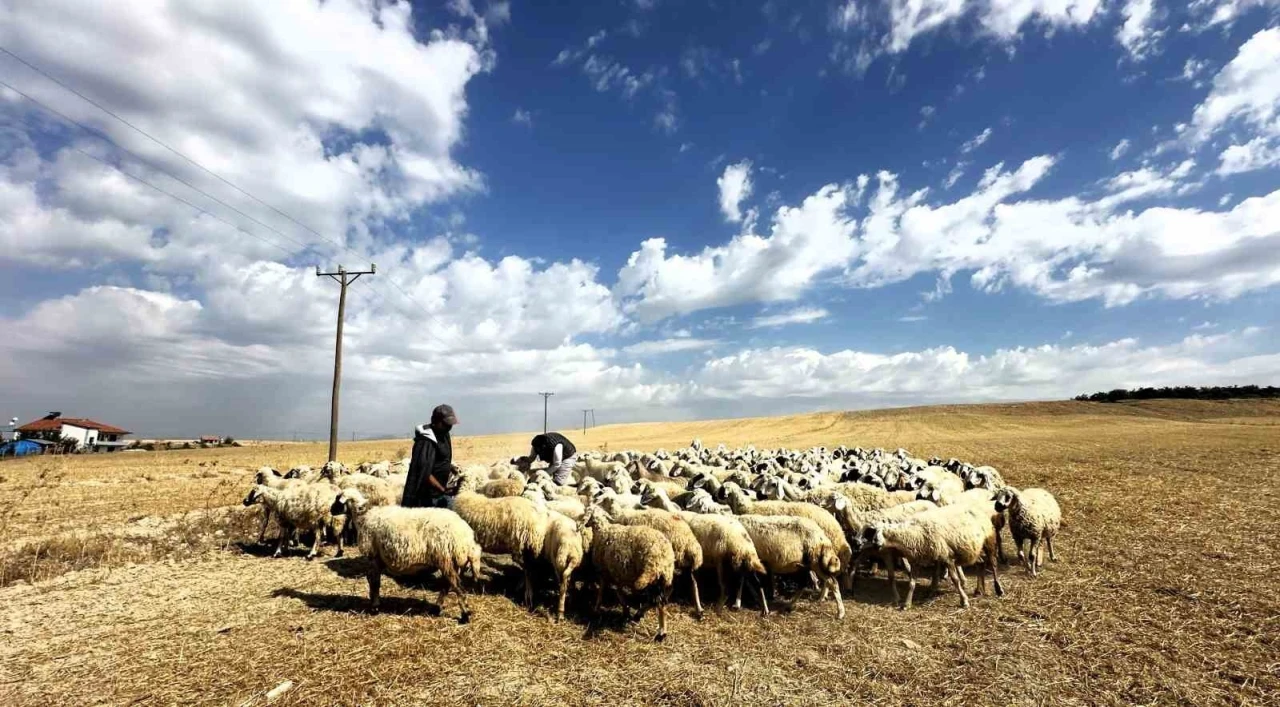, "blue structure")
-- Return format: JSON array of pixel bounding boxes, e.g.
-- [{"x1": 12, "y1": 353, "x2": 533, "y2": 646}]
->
[{"x1": 0, "y1": 440, "x2": 43, "y2": 457}]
